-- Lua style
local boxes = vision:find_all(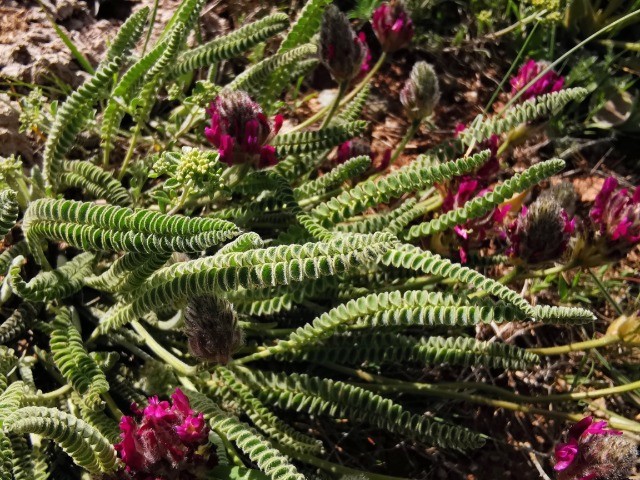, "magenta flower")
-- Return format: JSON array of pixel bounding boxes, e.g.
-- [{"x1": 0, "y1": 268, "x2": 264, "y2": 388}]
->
[
  {"x1": 357, "y1": 32, "x2": 373, "y2": 78},
  {"x1": 372, "y1": 1, "x2": 414, "y2": 53},
  {"x1": 506, "y1": 199, "x2": 576, "y2": 264},
  {"x1": 205, "y1": 91, "x2": 283, "y2": 168},
  {"x1": 441, "y1": 180, "x2": 511, "y2": 263},
  {"x1": 510, "y1": 59, "x2": 564, "y2": 102},
  {"x1": 114, "y1": 388, "x2": 215, "y2": 479},
  {"x1": 589, "y1": 176, "x2": 640, "y2": 257},
  {"x1": 454, "y1": 123, "x2": 500, "y2": 180},
  {"x1": 336, "y1": 138, "x2": 372, "y2": 164},
  {"x1": 554, "y1": 416, "x2": 635, "y2": 480}
]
